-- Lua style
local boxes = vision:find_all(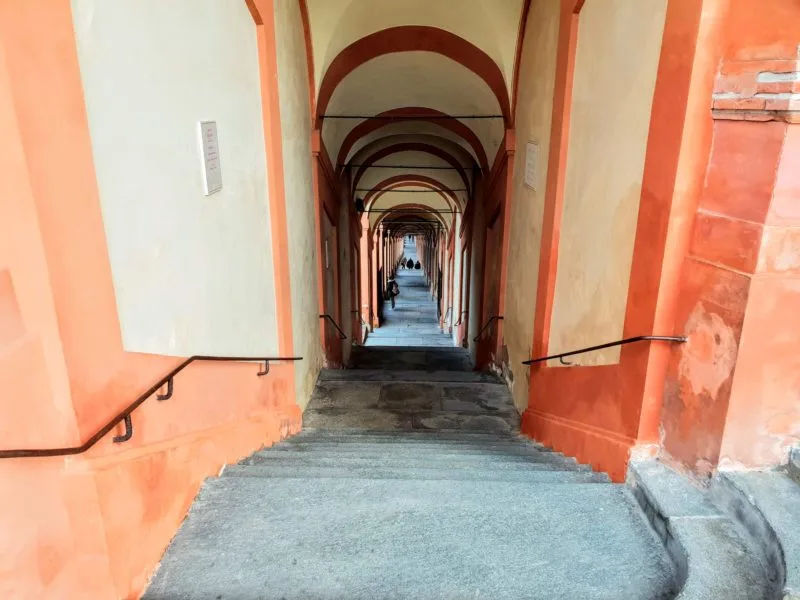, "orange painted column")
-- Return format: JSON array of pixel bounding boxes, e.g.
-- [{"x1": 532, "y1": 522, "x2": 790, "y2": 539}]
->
[
  {"x1": 460, "y1": 239, "x2": 472, "y2": 346},
  {"x1": 359, "y1": 214, "x2": 372, "y2": 331},
  {"x1": 662, "y1": 6, "x2": 800, "y2": 471},
  {"x1": 371, "y1": 228, "x2": 380, "y2": 328}
]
